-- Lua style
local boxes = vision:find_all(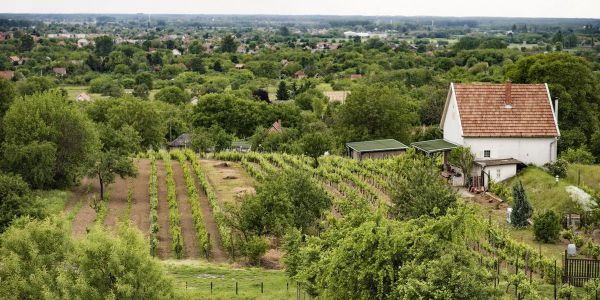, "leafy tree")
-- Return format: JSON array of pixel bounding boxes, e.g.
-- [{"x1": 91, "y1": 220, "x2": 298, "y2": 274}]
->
[
  {"x1": 276, "y1": 81, "x2": 289, "y2": 100},
  {"x1": 390, "y1": 152, "x2": 458, "y2": 219},
  {"x1": 190, "y1": 127, "x2": 213, "y2": 153},
  {"x1": 19, "y1": 34, "x2": 34, "y2": 52},
  {"x1": 188, "y1": 40, "x2": 203, "y2": 54},
  {"x1": 0, "y1": 78, "x2": 16, "y2": 119},
  {"x1": 227, "y1": 169, "x2": 331, "y2": 237},
  {"x1": 103, "y1": 97, "x2": 168, "y2": 148},
  {"x1": 16, "y1": 76, "x2": 56, "y2": 97},
  {"x1": 511, "y1": 181, "x2": 533, "y2": 228},
  {"x1": 0, "y1": 218, "x2": 176, "y2": 299},
  {"x1": 220, "y1": 35, "x2": 238, "y2": 53},
  {"x1": 94, "y1": 36, "x2": 114, "y2": 57},
  {"x1": 134, "y1": 72, "x2": 153, "y2": 90},
  {"x1": 212, "y1": 60, "x2": 223, "y2": 72},
  {"x1": 335, "y1": 84, "x2": 418, "y2": 143},
  {"x1": 132, "y1": 84, "x2": 149, "y2": 99},
  {"x1": 299, "y1": 131, "x2": 333, "y2": 160},
  {"x1": 544, "y1": 159, "x2": 568, "y2": 178},
  {"x1": 0, "y1": 172, "x2": 42, "y2": 232},
  {"x1": 89, "y1": 75, "x2": 123, "y2": 97},
  {"x1": 289, "y1": 205, "x2": 496, "y2": 299},
  {"x1": 89, "y1": 124, "x2": 140, "y2": 201},
  {"x1": 208, "y1": 124, "x2": 232, "y2": 152},
  {"x1": 533, "y1": 210, "x2": 561, "y2": 243},
  {"x1": 240, "y1": 235, "x2": 269, "y2": 265},
  {"x1": 561, "y1": 147, "x2": 595, "y2": 164},
  {"x1": 154, "y1": 86, "x2": 190, "y2": 105},
  {"x1": 187, "y1": 56, "x2": 206, "y2": 73},
  {"x1": 448, "y1": 146, "x2": 475, "y2": 187},
  {"x1": 2, "y1": 90, "x2": 100, "y2": 189}
]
